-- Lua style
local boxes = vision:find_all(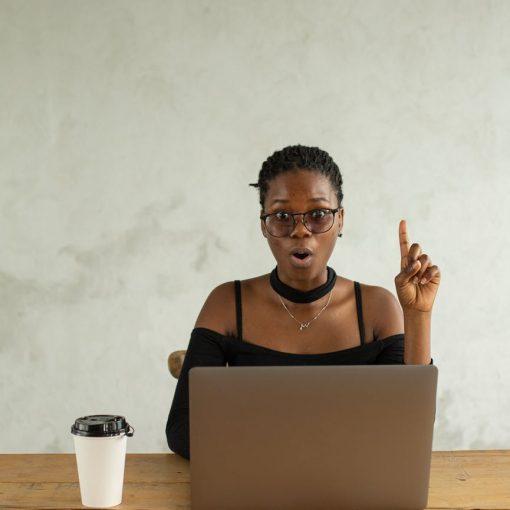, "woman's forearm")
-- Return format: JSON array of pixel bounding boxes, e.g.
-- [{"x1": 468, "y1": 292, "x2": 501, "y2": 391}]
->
[
  {"x1": 403, "y1": 310, "x2": 432, "y2": 365},
  {"x1": 166, "y1": 407, "x2": 190, "y2": 460}
]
